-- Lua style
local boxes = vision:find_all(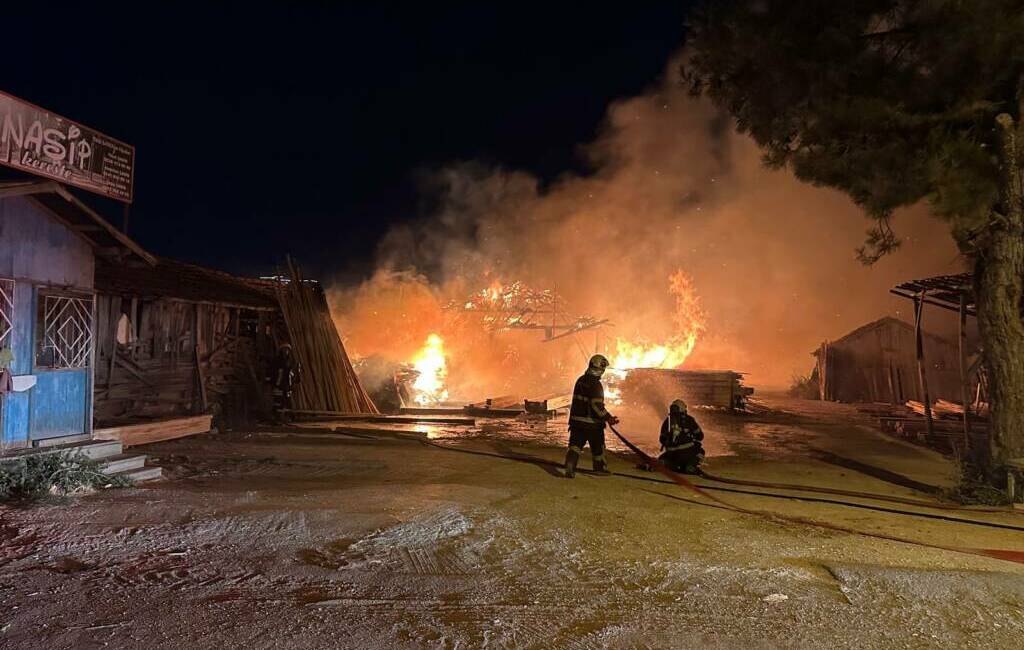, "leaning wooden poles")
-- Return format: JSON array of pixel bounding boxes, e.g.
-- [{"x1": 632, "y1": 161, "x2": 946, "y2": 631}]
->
[{"x1": 275, "y1": 257, "x2": 378, "y2": 414}]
